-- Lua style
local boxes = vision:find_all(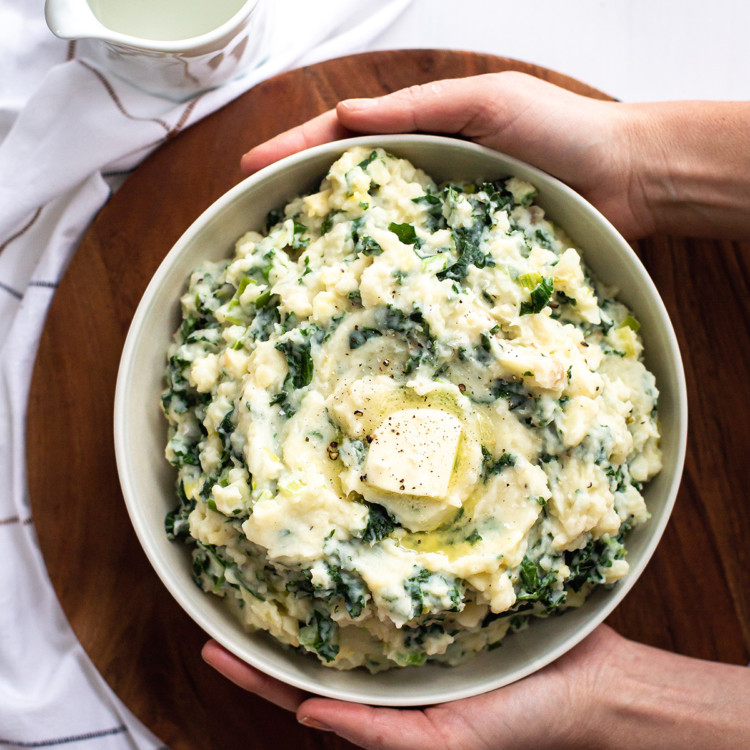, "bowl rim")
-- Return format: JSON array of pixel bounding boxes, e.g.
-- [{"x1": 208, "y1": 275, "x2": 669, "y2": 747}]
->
[{"x1": 114, "y1": 133, "x2": 688, "y2": 705}]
